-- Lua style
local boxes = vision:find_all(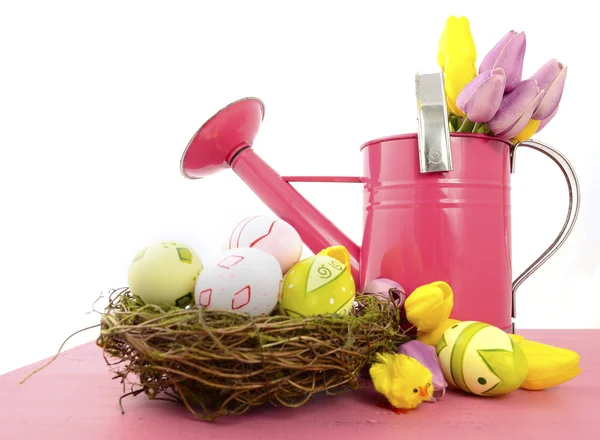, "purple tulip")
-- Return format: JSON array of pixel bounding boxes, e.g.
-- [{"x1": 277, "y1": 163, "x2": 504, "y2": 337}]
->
[
  {"x1": 536, "y1": 105, "x2": 559, "y2": 133},
  {"x1": 456, "y1": 68, "x2": 506, "y2": 122},
  {"x1": 362, "y1": 278, "x2": 406, "y2": 309},
  {"x1": 479, "y1": 30, "x2": 526, "y2": 93},
  {"x1": 529, "y1": 59, "x2": 568, "y2": 120},
  {"x1": 399, "y1": 340, "x2": 448, "y2": 401},
  {"x1": 488, "y1": 79, "x2": 546, "y2": 139}
]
